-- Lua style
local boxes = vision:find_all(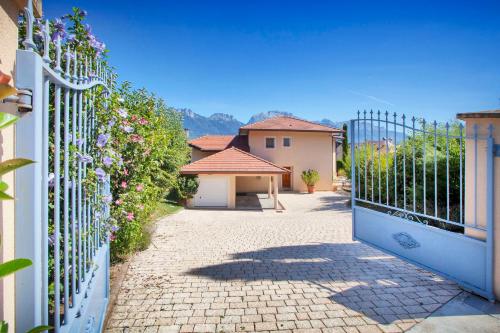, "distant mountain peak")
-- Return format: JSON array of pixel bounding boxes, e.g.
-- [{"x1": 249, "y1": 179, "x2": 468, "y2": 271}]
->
[
  {"x1": 209, "y1": 113, "x2": 239, "y2": 121},
  {"x1": 247, "y1": 110, "x2": 294, "y2": 124}
]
